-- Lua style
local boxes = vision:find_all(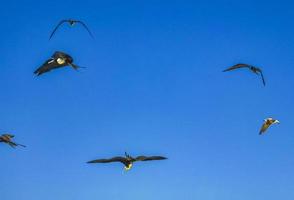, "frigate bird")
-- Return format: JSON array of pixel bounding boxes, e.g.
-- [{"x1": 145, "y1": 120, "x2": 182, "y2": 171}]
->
[
  {"x1": 87, "y1": 152, "x2": 167, "y2": 171},
  {"x1": 49, "y1": 19, "x2": 94, "y2": 40},
  {"x1": 223, "y1": 63, "x2": 266, "y2": 86},
  {"x1": 34, "y1": 51, "x2": 83, "y2": 76},
  {"x1": 0, "y1": 134, "x2": 26, "y2": 148},
  {"x1": 259, "y1": 118, "x2": 280, "y2": 135}
]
